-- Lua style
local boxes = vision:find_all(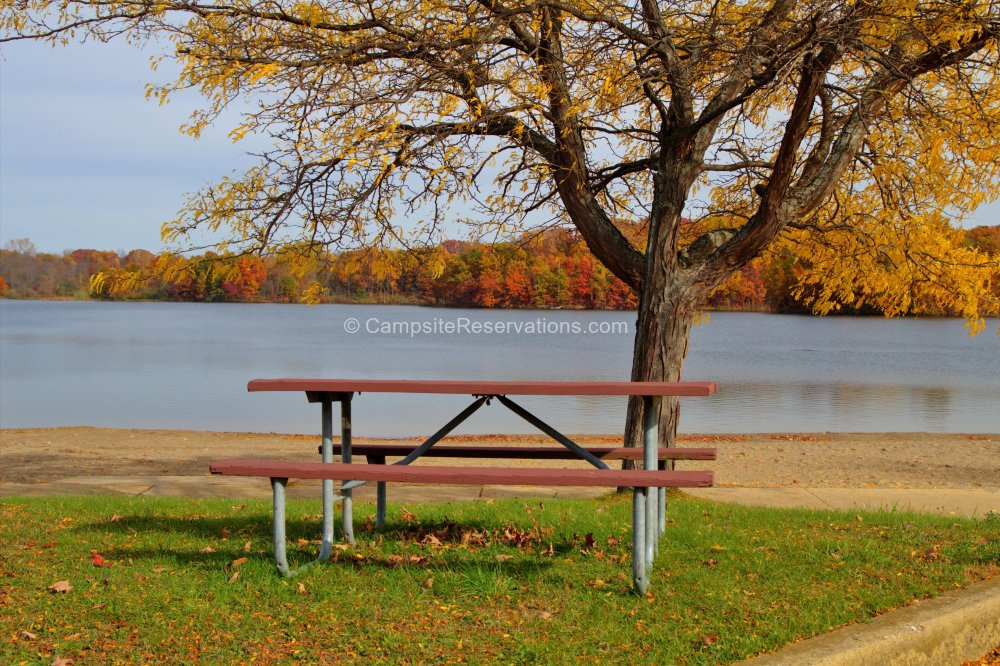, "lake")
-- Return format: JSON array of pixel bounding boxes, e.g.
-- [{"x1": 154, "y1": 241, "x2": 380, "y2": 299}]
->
[{"x1": 0, "y1": 300, "x2": 997, "y2": 436}]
